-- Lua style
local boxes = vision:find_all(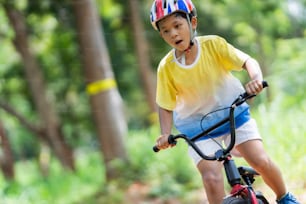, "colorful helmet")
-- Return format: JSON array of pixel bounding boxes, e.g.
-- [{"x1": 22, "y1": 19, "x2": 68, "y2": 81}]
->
[{"x1": 150, "y1": 0, "x2": 197, "y2": 30}]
